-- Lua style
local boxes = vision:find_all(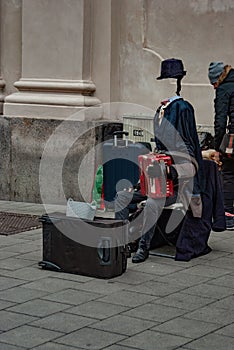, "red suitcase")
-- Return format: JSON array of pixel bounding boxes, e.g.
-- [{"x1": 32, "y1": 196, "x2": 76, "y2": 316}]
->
[{"x1": 138, "y1": 153, "x2": 174, "y2": 198}]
